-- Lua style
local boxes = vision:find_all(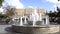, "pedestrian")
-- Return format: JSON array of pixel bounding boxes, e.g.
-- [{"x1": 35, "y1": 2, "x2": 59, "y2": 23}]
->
[{"x1": 5, "y1": 18, "x2": 10, "y2": 24}]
